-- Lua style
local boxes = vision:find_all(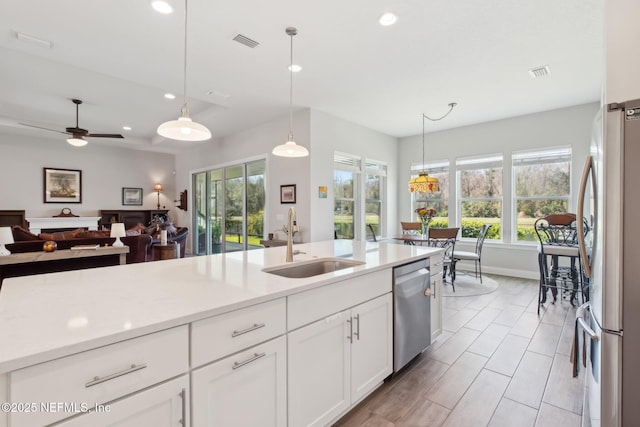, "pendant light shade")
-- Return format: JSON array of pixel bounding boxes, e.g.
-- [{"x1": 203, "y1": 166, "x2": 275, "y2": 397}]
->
[
  {"x1": 157, "y1": 0, "x2": 211, "y2": 142},
  {"x1": 273, "y1": 27, "x2": 309, "y2": 158}
]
